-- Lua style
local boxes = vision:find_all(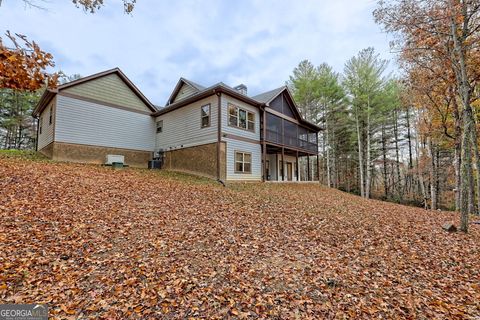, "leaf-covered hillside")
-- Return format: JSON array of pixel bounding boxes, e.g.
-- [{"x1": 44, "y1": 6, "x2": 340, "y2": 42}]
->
[{"x1": 0, "y1": 154, "x2": 479, "y2": 319}]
